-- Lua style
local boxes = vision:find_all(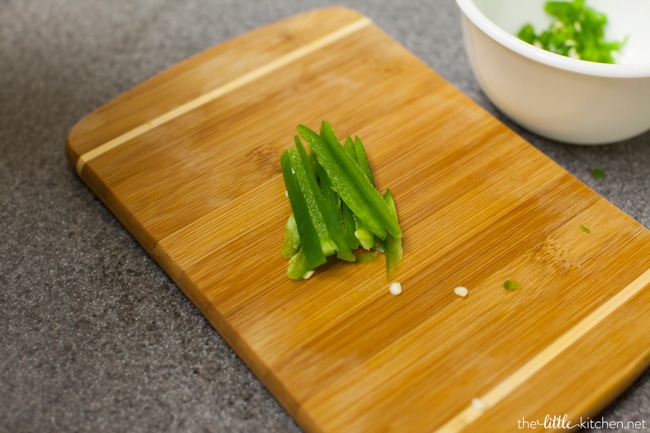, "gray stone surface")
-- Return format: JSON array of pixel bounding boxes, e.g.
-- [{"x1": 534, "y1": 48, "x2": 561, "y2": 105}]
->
[{"x1": 1, "y1": 1, "x2": 648, "y2": 432}]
